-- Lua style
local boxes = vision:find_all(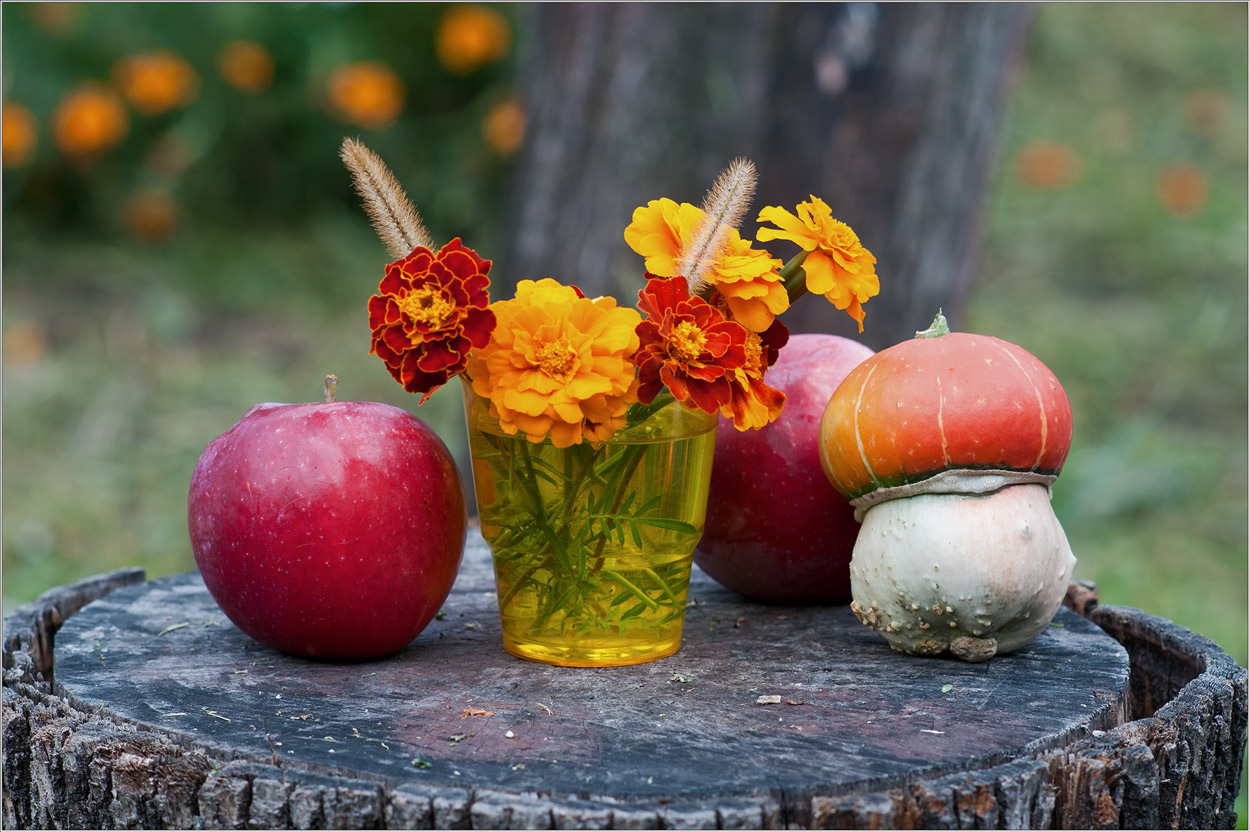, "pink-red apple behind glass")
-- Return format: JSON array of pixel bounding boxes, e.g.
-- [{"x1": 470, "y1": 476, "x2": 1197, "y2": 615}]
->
[
  {"x1": 188, "y1": 400, "x2": 466, "y2": 659},
  {"x1": 694, "y1": 333, "x2": 874, "y2": 603}
]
